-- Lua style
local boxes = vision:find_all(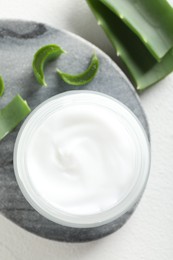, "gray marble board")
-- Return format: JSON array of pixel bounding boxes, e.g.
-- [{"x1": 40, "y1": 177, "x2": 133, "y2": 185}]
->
[{"x1": 0, "y1": 20, "x2": 149, "y2": 242}]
